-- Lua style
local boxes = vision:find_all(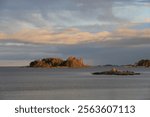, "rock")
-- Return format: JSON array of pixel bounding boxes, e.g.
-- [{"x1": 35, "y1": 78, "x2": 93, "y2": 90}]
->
[
  {"x1": 92, "y1": 68, "x2": 140, "y2": 75},
  {"x1": 42, "y1": 58, "x2": 64, "y2": 67},
  {"x1": 62, "y1": 56, "x2": 84, "y2": 67},
  {"x1": 111, "y1": 68, "x2": 118, "y2": 72},
  {"x1": 135, "y1": 59, "x2": 150, "y2": 67},
  {"x1": 29, "y1": 56, "x2": 86, "y2": 68},
  {"x1": 30, "y1": 60, "x2": 50, "y2": 68}
]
